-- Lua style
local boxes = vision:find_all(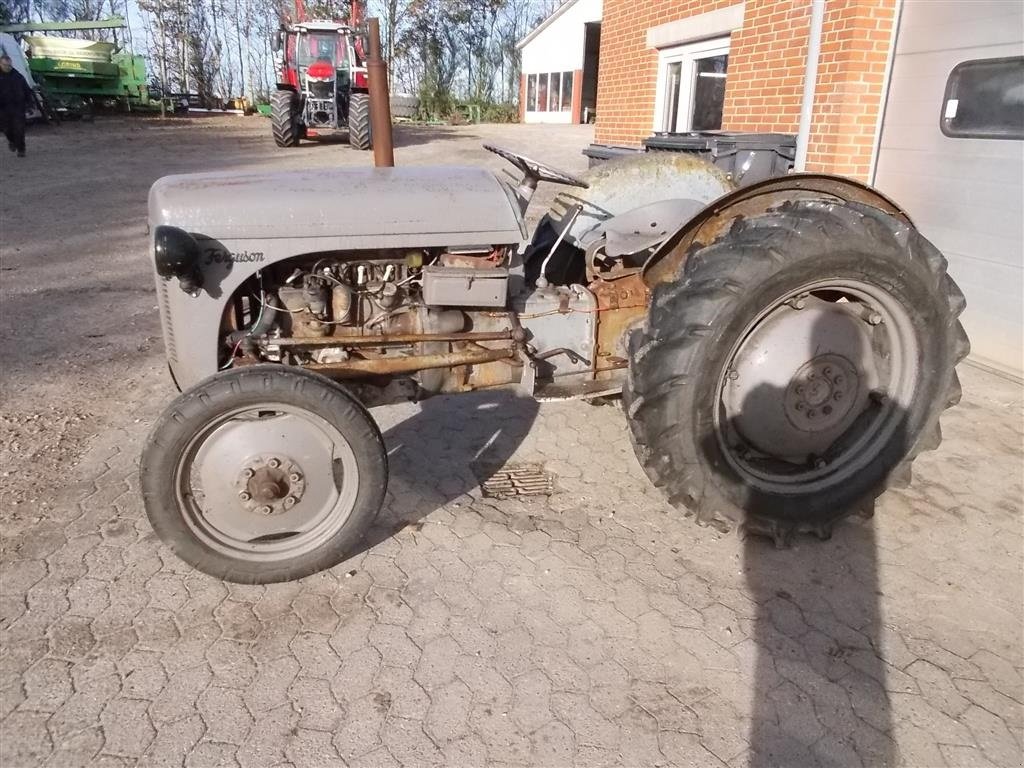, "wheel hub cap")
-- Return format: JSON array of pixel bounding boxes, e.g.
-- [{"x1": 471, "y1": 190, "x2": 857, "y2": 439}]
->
[
  {"x1": 784, "y1": 354, "x2": 859, "y2": 432},
  {"x1": 236, "y1": 456, "x2": 307, "y2": 516}
]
